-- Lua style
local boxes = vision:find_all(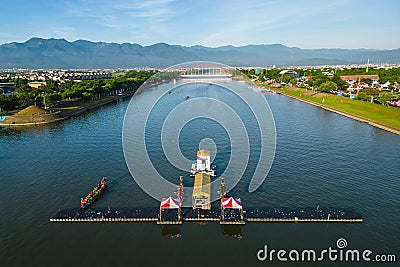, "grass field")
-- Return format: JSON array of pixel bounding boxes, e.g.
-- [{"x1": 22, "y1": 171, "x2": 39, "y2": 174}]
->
[{"x1": 275, "y1": 86, "x2": 400, "y2": 130}]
